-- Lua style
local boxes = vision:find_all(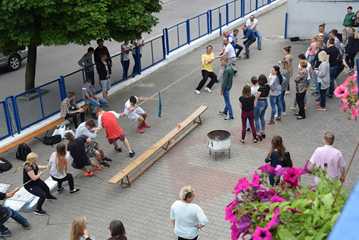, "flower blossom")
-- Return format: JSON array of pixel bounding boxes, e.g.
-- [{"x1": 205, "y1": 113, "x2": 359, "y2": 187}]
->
[
  {"x1": 266, "y1": 207, "x2": 282, "y2": 229},
  {"x1": 269, "y1": 195, "x2": 286, "y2": 203},
  {"x1": 234, "y1": 177, "x2": 250, "y2": 195},
  {"x1": 252, "y1": 226, "x2": 273, "y2": 240},
  {"x1": 283, "y1": 168, "x2": 300, "y2": 184},
  {"x1": 274, "y1": 165, "x2": 286, "y2": 177},
  {"x1": 258, "y1": 164, "x2": 275, "y2": 175}
]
